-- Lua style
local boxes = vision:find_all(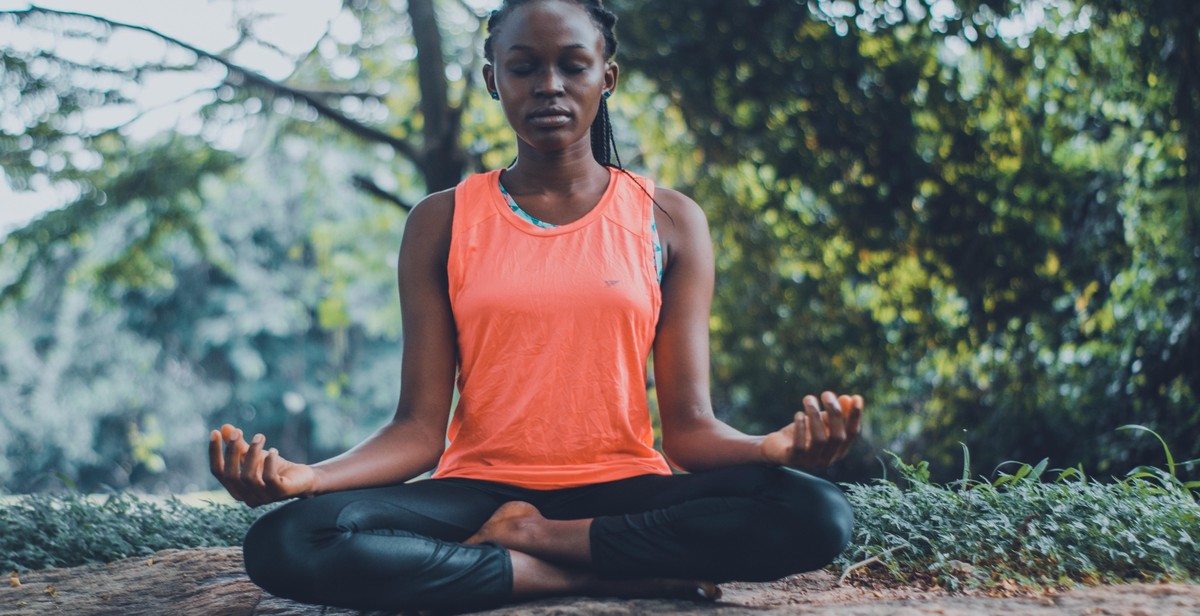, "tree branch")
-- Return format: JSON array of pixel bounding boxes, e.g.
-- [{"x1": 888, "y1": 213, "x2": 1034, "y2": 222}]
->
[
  {"x1": 284, "y1": 87, "x2": 384, "y2": 102},
  {"x1": 350, "y1": 174, "x2": 413, "y2": 212},
  {"x1": 5, "y1": 6, "x2": 422, "y2": 163}
]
